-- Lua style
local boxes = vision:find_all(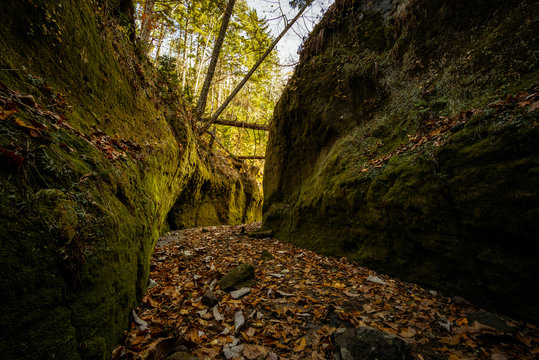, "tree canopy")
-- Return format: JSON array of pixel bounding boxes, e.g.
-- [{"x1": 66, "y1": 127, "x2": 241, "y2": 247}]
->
[{"x1": 135, "y1": 0, "x2": 286, "y2": 175}]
